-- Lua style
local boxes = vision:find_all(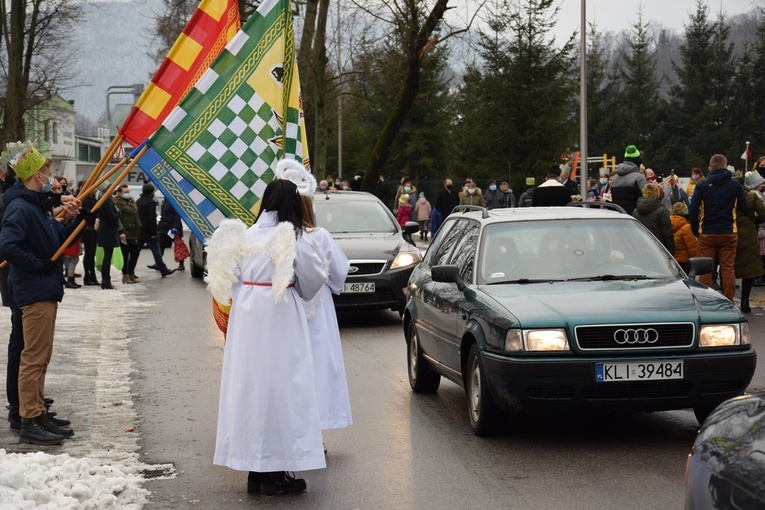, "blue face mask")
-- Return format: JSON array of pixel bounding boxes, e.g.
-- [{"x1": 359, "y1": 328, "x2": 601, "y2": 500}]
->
[
  {"x1": 123, "y1": 193, "x2": 132, "y2": 200},
  {"x1": 600, "y1": 178, "x2": 608, "y2": 185},
  {"x1": 468, "y1": 188, "x2": 476, "y2": 194},
  {"x1": 489, "y1": 184, "x2": 497, "y2": 191},
  {"x1": 38, "y1": 172, "x2": 53, "y2": 194}
]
